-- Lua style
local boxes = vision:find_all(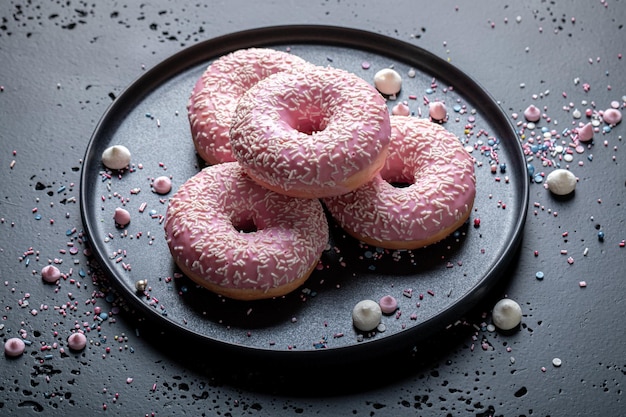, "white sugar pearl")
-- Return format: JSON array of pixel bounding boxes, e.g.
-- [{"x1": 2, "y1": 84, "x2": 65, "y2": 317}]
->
[
  {"x1": 102, "y1": 145, "x2": 131, "y2": 170},
  {"x1": 352, "y1": 299, "x2": 382, "y2": 332},
  {"x1": 546, "y1": 169, "x2": 577, "y2": 195},
  {"x1": 374, "y1": 68, "x2": 402, "y2": 96},
  {"x1": 492, "y1": 298, "x2": 522, "y2": 330}
]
